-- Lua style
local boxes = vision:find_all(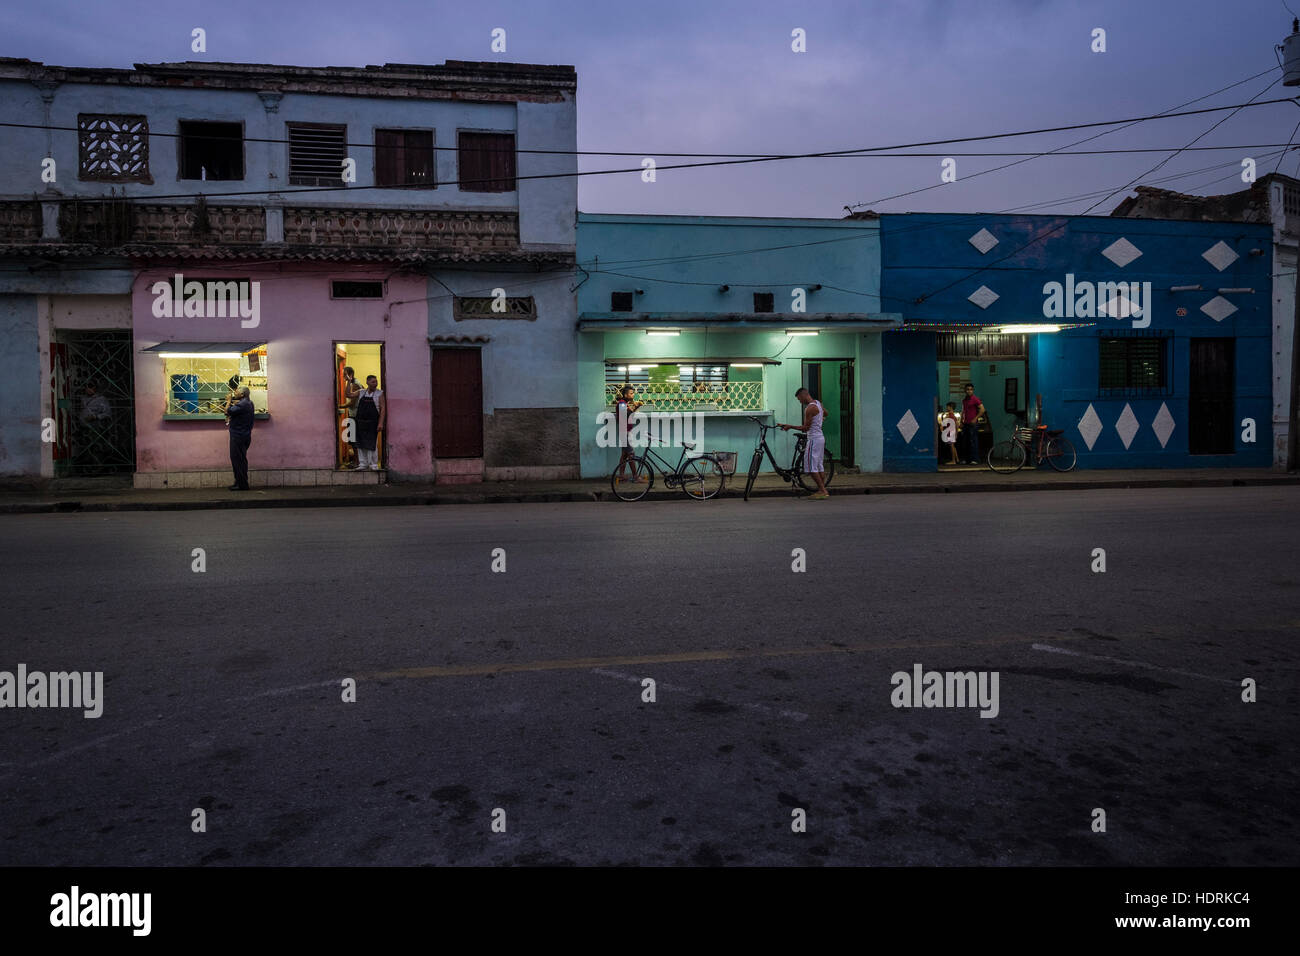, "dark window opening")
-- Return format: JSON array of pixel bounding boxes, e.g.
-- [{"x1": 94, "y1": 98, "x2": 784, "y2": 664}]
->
[
  {"x1": 179, "y1": 121, "x2": 244, "y2": 181},
  {"x1": 753, "y1": 292, "x2": 775, "y2": 313},
  {"x1": 458, "y1": 131, "x2": 516, "y2": 192},
  {"x1": 611, "y1": 291, "x2": 634, "y2": 312},
  {"x1": 331, "y1": 281, "x2": 385, "y2": 299},
  {"x1": 1099, "y1": 337, "x2": 1167, "y2": 390},
  {"x1": 375, "y1": 129, "x2": 435, "y2": 188},
  {"x1": 288, "y1": 122, "x2": 347, "y2": 187}
]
